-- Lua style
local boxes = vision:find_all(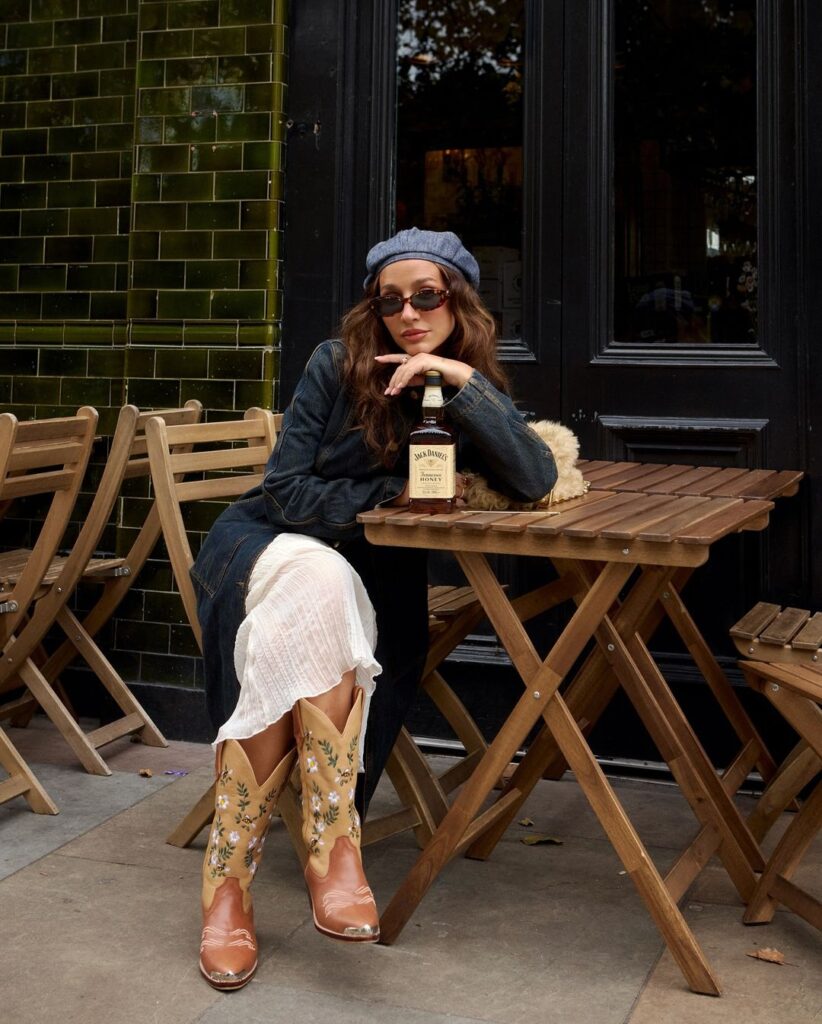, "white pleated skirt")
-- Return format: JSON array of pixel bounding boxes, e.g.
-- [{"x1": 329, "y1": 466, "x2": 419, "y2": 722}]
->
[{"x1": 214, "y1": 533, "x2": 381, "y2": 766}]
